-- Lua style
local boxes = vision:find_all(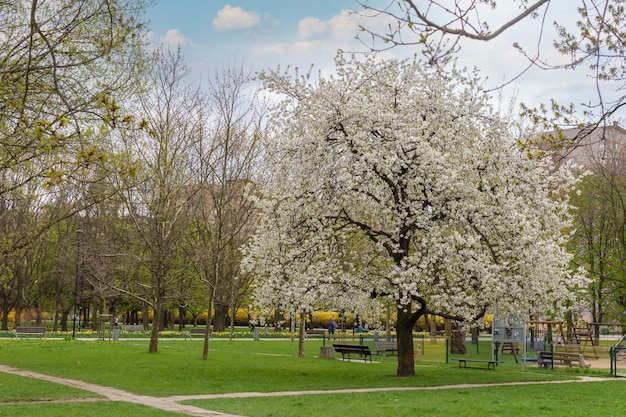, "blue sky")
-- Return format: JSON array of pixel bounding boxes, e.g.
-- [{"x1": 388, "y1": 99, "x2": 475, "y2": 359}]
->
[
  {"x1": 145, "y1": 1, "x2": 364, "y2": 75},
  {"x1": 144, "y1": 1, "x2": 623, "y2": 121}
]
